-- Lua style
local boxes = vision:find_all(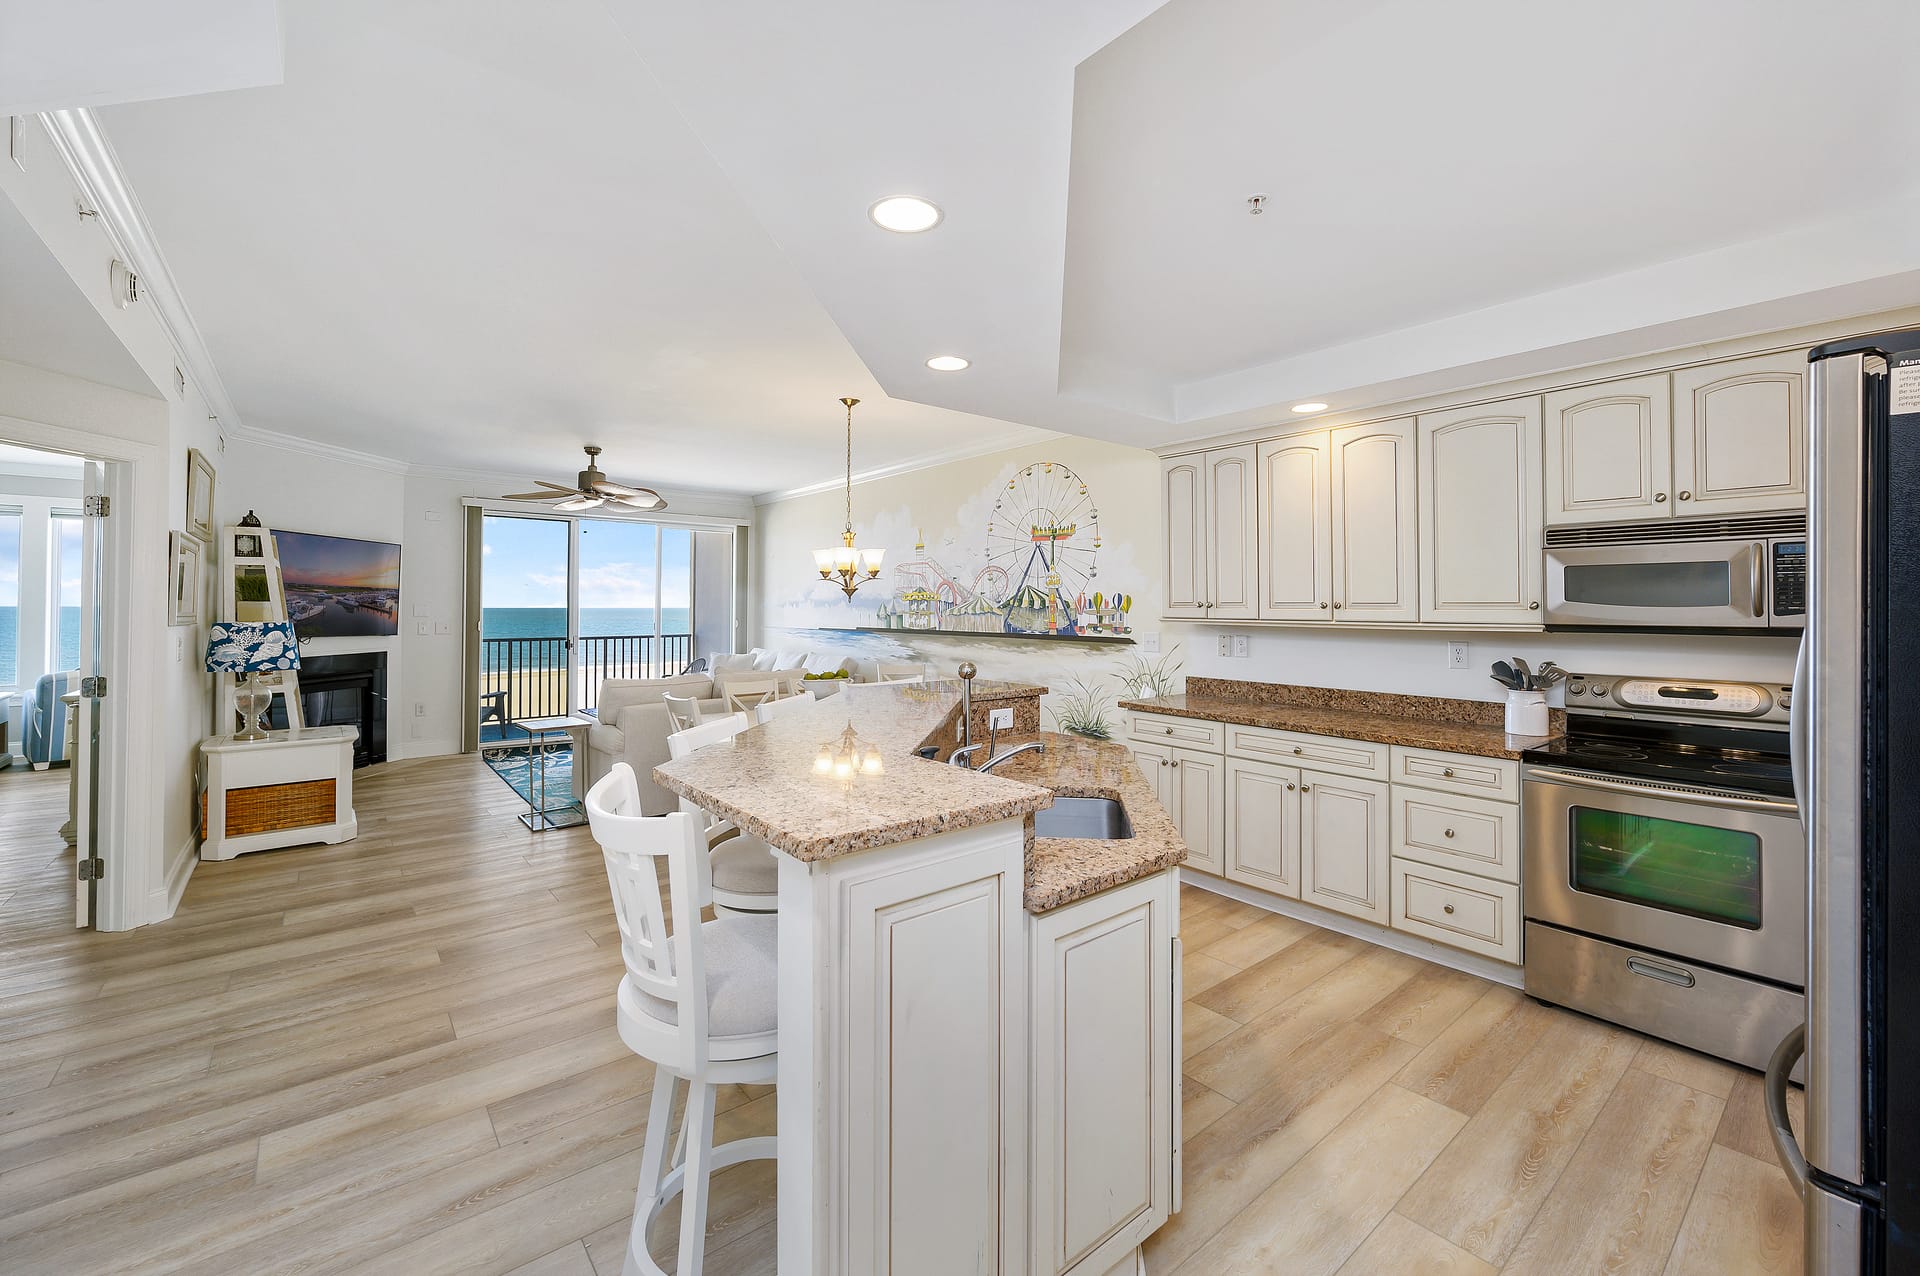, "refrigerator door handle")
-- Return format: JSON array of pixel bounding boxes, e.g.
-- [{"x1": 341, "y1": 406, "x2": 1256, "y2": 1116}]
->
[
  {"x1": 1790, "y1": 634, "x2": 1810, "y2": 819},
  {"x1": 1766, "y1": 1023, "x2": 1810, "y2": 1198}
]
